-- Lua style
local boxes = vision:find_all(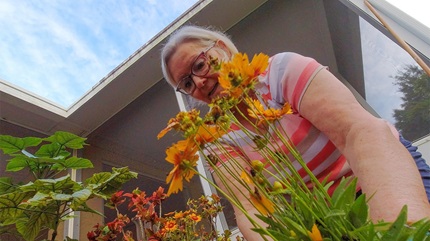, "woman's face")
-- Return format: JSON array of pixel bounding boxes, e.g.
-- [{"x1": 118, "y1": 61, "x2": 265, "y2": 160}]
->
[{"x1": 167, "y1": 41, "x2": 228, "y2": 103}]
